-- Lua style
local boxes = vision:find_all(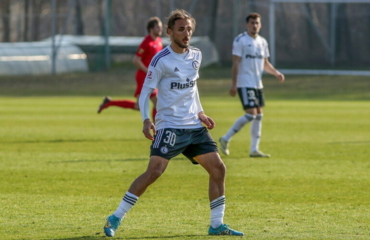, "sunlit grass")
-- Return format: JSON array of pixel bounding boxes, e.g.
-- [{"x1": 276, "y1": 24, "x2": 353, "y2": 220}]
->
[{"x1": 1, "y1": 96, "x2": 369, "y2": 239}]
